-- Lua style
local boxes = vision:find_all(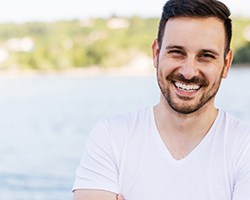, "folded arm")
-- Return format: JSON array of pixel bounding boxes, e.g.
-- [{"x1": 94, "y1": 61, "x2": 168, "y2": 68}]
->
[{"x1": 74, "y1": 189, "x2": 124, "y2": 200}]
